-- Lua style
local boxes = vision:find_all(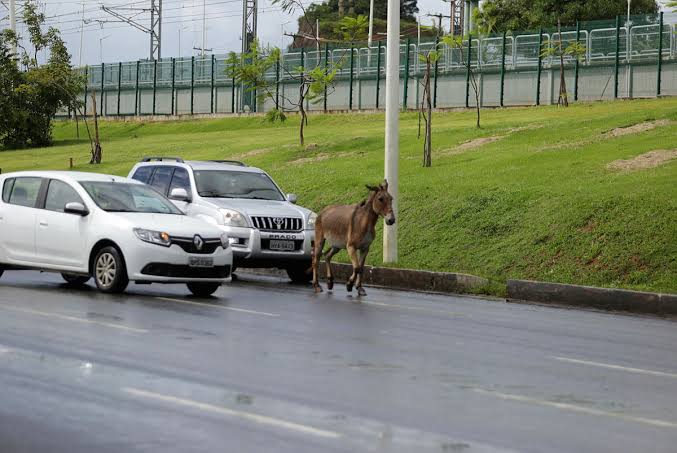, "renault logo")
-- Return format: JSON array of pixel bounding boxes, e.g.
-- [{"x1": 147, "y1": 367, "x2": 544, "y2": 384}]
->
[
  {"x1": 273, "y1": 218, "x2": 284, "y2": 230},
  {"x1": 193, "y1": 235, "x2": 204, "y2": 251}
]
